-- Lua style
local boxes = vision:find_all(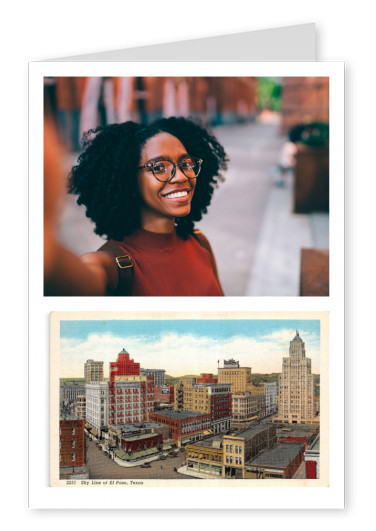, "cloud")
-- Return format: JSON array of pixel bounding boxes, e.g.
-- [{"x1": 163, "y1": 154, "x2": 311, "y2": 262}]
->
[{"x1": 60, "y1": 329, "x2": 320, "y2": 378}]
